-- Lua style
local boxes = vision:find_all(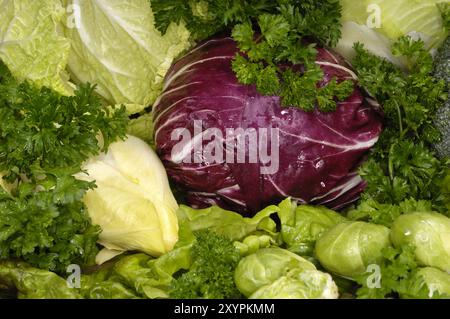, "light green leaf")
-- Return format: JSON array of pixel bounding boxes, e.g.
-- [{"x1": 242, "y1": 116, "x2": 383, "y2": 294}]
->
[
  {"x1": 177, "y1": 203, "x2": 279, "y2": 241},
  {"x1": 64, "y1": 0, "x2": 191, "y2": 112},
  {"x1": 402, "y1": 267, "x2": 450, "y2": 299},
  {"x1": 0, "y1": 261, "x2": 81, "y2": 299},
  {"x1": 315, "y1": 221, "x2": 391, "y2": 278},
  {"x1": 127, "y1": 112, "x2": 155, "y2": 145},
  {"x1": 77, "y1": 136, "x2": 179, "y2": 259},
  {"x1": 249, "y1": 268, "x2": 339, "y2": 299},
  {"x1": 337, "y1": 0, "x2": 448, "y2": 66},
  {"x1": 0, "y1": 0, "x2": 73, "y2": 95},
  {"x1": 234, "y1": 247, "x2": 316, "y2": 297},
  {"x1": 278, "y1": 199, "x2": 346, "y2": 255}
]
